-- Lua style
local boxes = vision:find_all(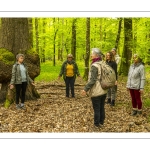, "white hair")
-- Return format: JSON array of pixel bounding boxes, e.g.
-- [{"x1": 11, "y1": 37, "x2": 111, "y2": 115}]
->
[{"x1": 91, "y1": 48, "x2": 102, "y2": 57}]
